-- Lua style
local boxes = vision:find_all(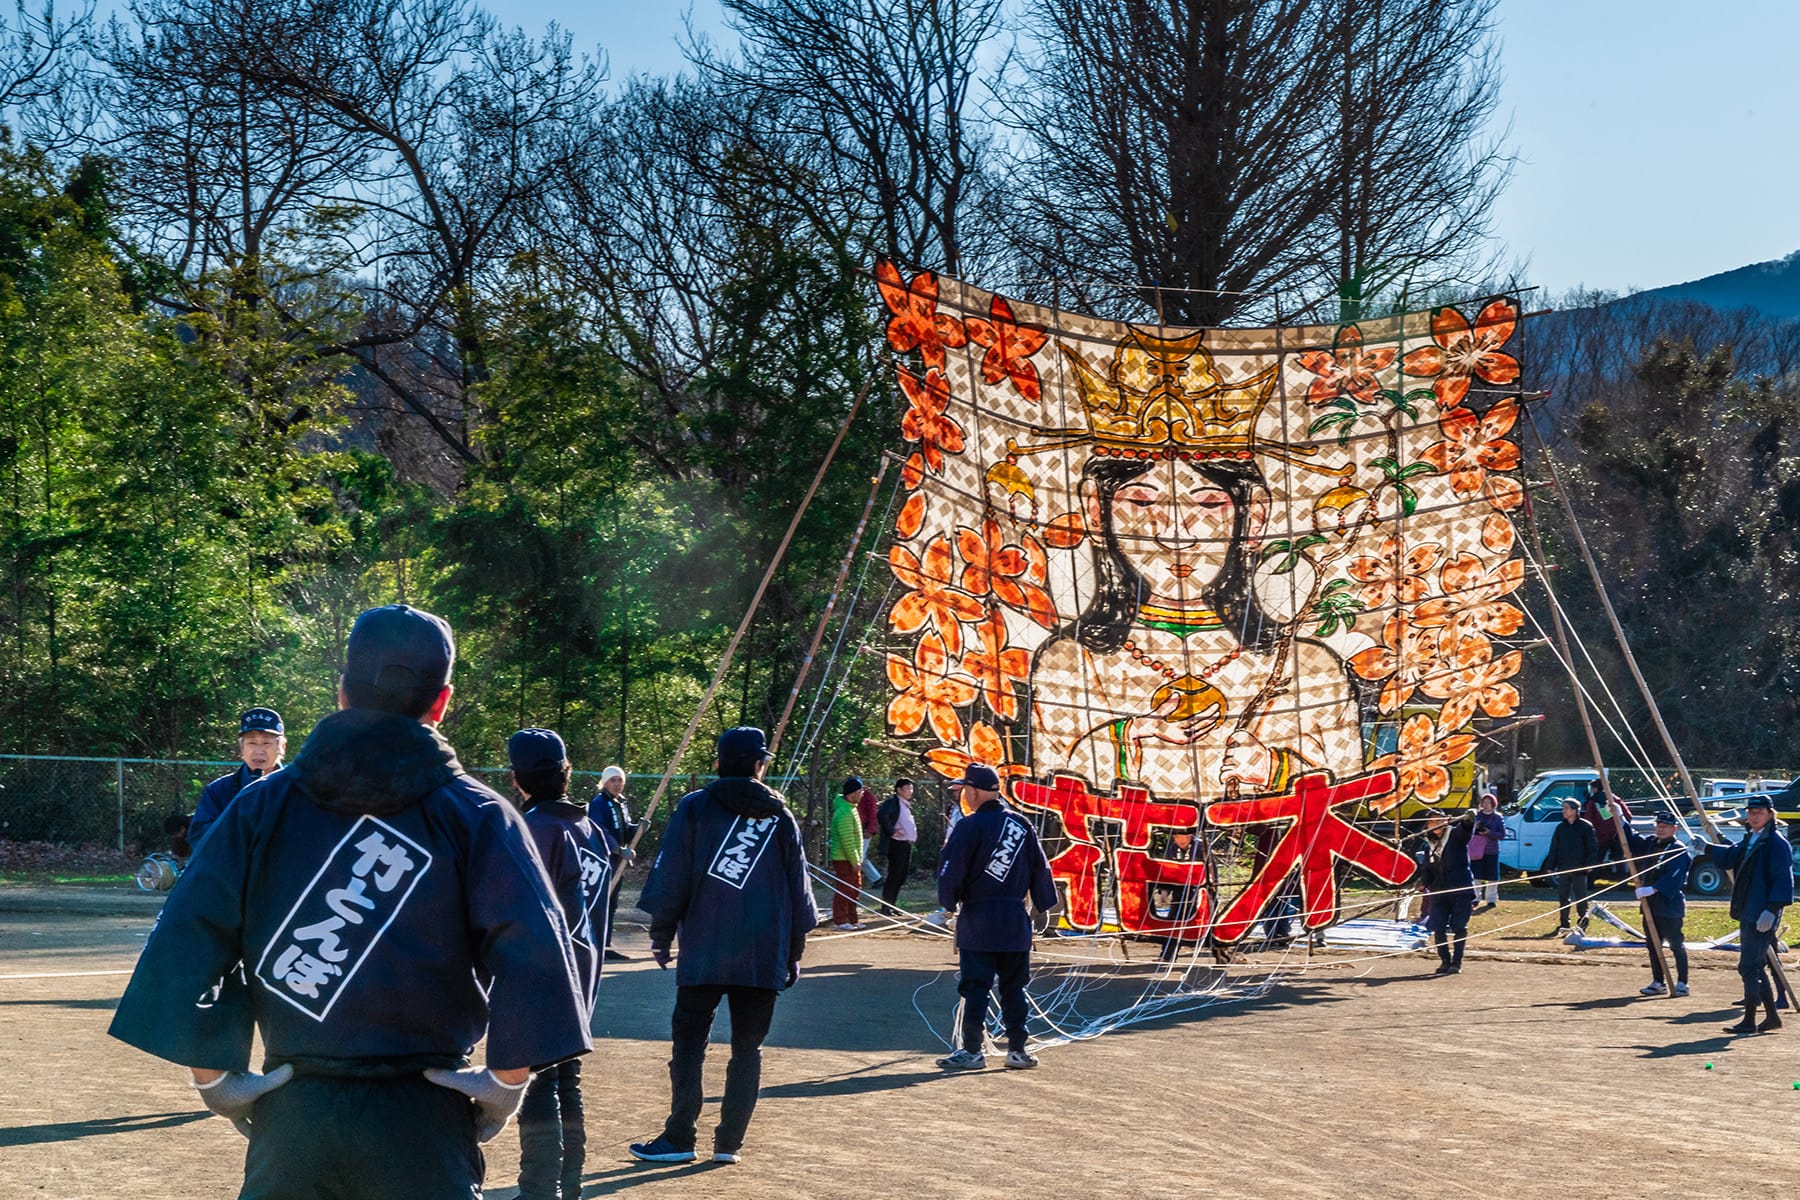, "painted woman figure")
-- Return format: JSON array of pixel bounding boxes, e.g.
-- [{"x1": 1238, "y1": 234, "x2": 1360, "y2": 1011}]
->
[{"x1": 1030, "y1": 449, "x2": 1364, "y2": 803}]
